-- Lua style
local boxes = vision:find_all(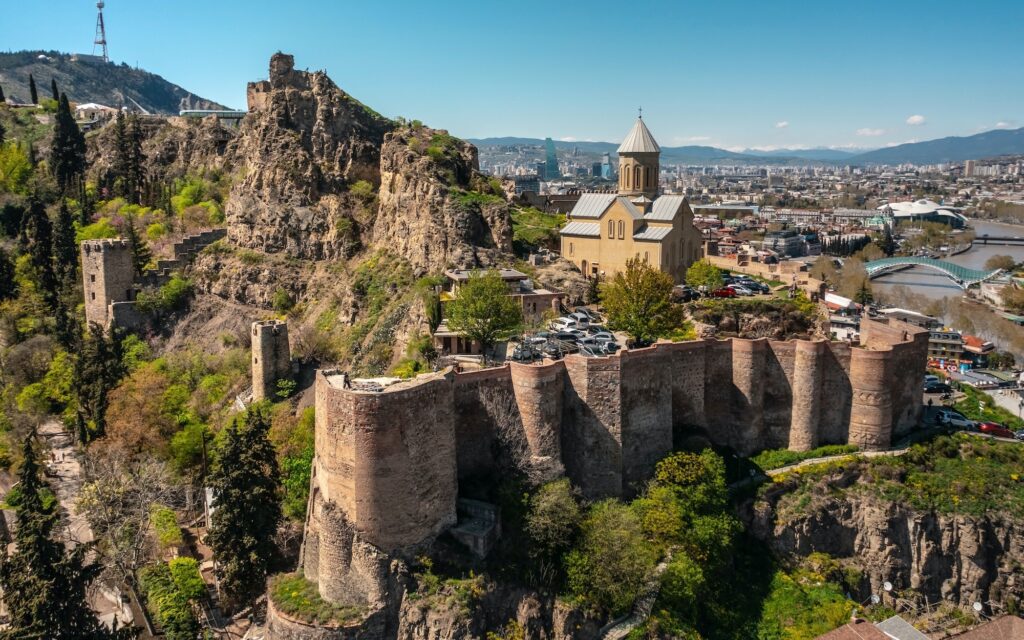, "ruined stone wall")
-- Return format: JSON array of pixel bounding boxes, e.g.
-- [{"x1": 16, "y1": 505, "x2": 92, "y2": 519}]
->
[
  {"x1": 252, "y1": 320, "x2": 291, "y2": 401},
  {"x1": 81, "y1": 239, "x2": 134, "y2": 328},
  {"x1": 665, "y1": 341, "x2": 707, "y2": 434},
  {"x1": 764, "y1": 342, "x2": 796, "y2": 449},
  {"x1": 819, "y1": 342, "x2": 853, "y2": 444},
  {"x1": 859, "y1": 317, "x2": 929, "y2": 439},
  {"x1": 510, "y1": 361, "x2": 566, "y2": 482}
]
